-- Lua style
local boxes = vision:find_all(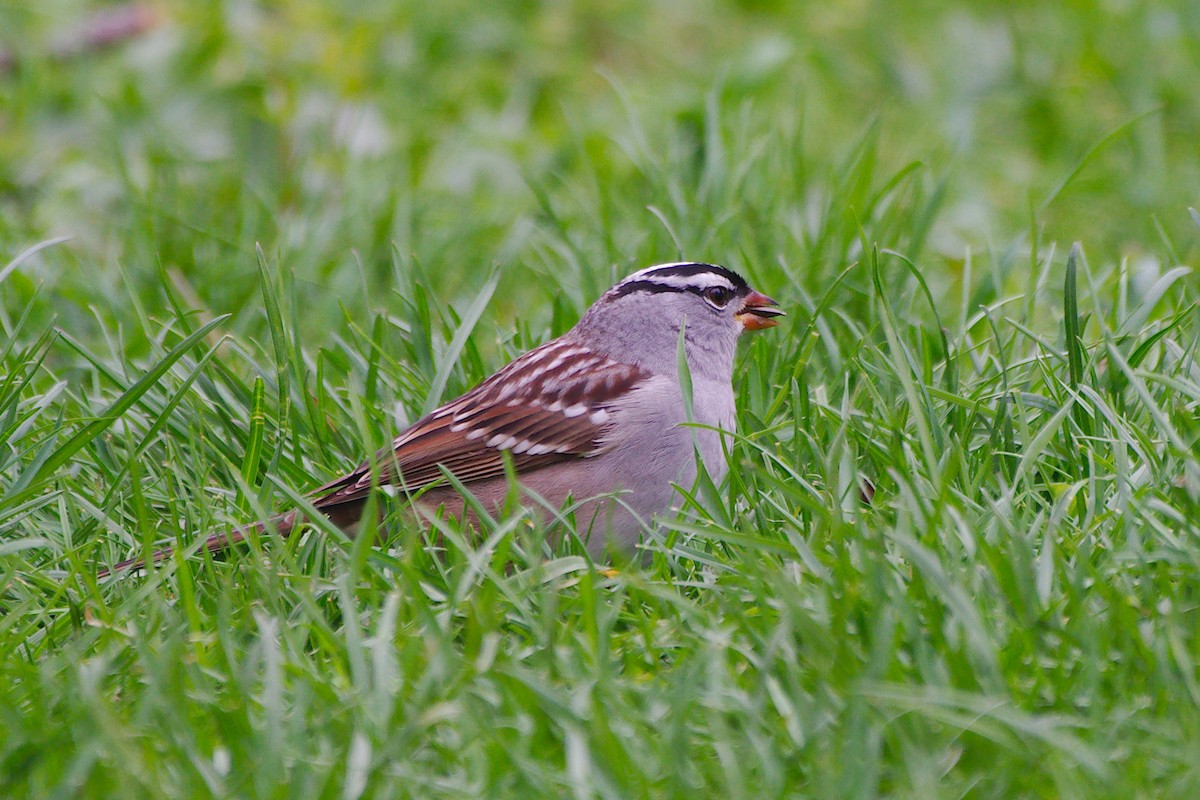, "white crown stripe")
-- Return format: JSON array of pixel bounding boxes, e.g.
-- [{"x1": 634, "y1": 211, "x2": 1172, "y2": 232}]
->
[{"x1": 644, "y1": 273, "x2": 734, "y2": 291}]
